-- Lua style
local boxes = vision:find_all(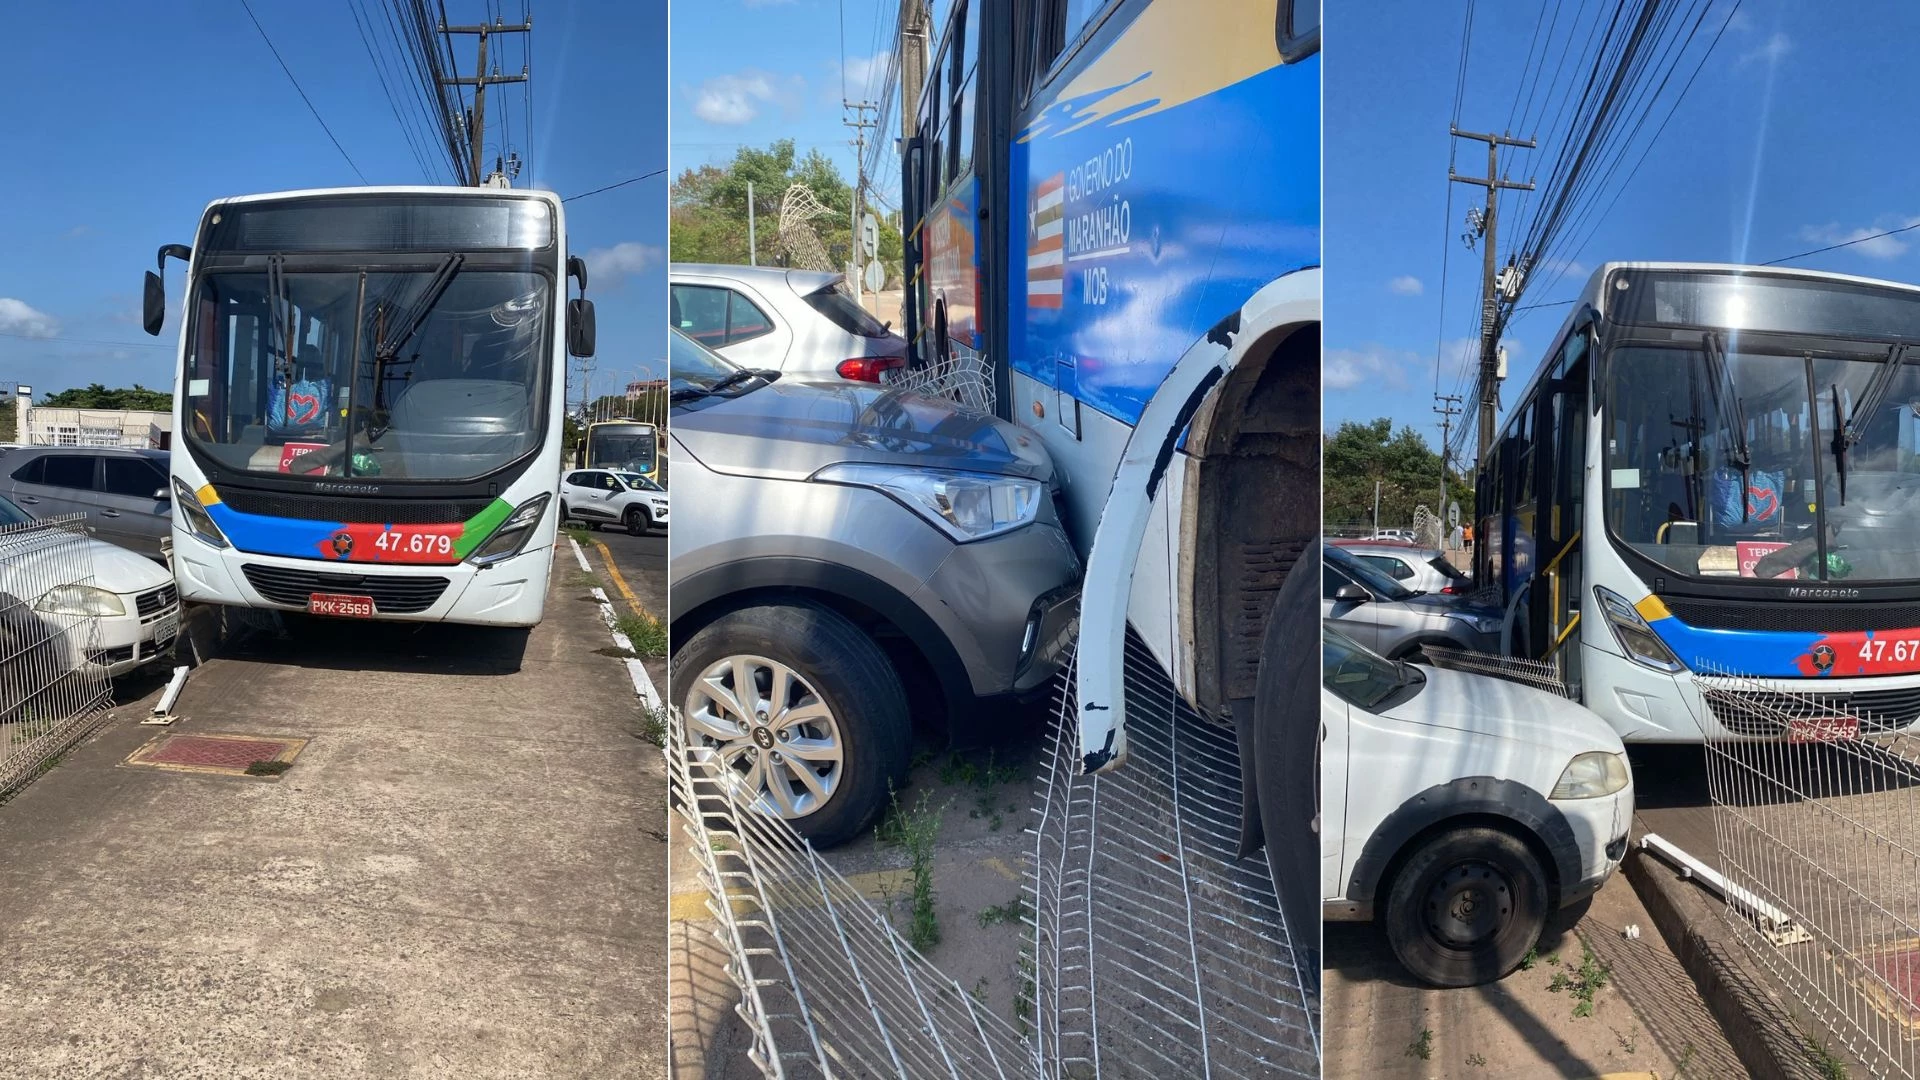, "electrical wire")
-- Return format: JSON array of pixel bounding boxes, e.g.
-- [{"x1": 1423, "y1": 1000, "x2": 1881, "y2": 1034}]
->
[
  {"x1": 563, "y1": 168, "x2": 669, "y2": 202},
  {"x1": 237, "y1": 0, "x2": 369, "y2": 183}
]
